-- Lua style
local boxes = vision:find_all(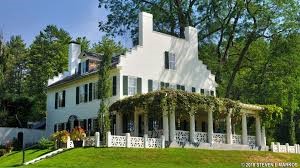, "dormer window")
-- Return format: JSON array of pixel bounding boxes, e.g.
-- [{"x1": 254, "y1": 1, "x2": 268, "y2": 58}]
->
[
  {"x1": 78, "y1": 60, "x2": 89, "y2": 75},
  {"x1": 165, "y1": 51, "x2": 176, "y2": 70}
]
